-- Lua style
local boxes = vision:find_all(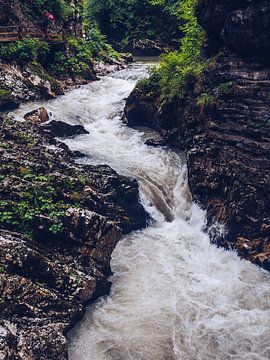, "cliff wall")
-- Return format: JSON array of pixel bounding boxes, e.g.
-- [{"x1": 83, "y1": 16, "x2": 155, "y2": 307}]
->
[{"x1": 125, "y1": 0, "x2": 270, "y2": 270}]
